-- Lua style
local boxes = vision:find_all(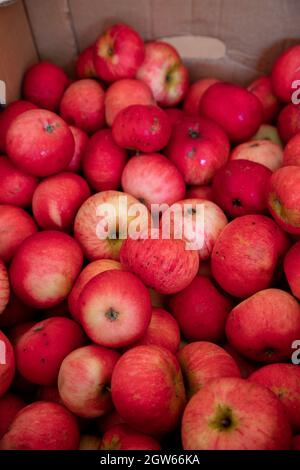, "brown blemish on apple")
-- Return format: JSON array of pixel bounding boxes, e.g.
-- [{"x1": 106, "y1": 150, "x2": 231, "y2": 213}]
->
[
  {"x1": 188, "y1": 128, "x2": 200, "y2": 139},
  {"x1": 105, "y1": 308, "x2": 119, "y2": 321}
]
